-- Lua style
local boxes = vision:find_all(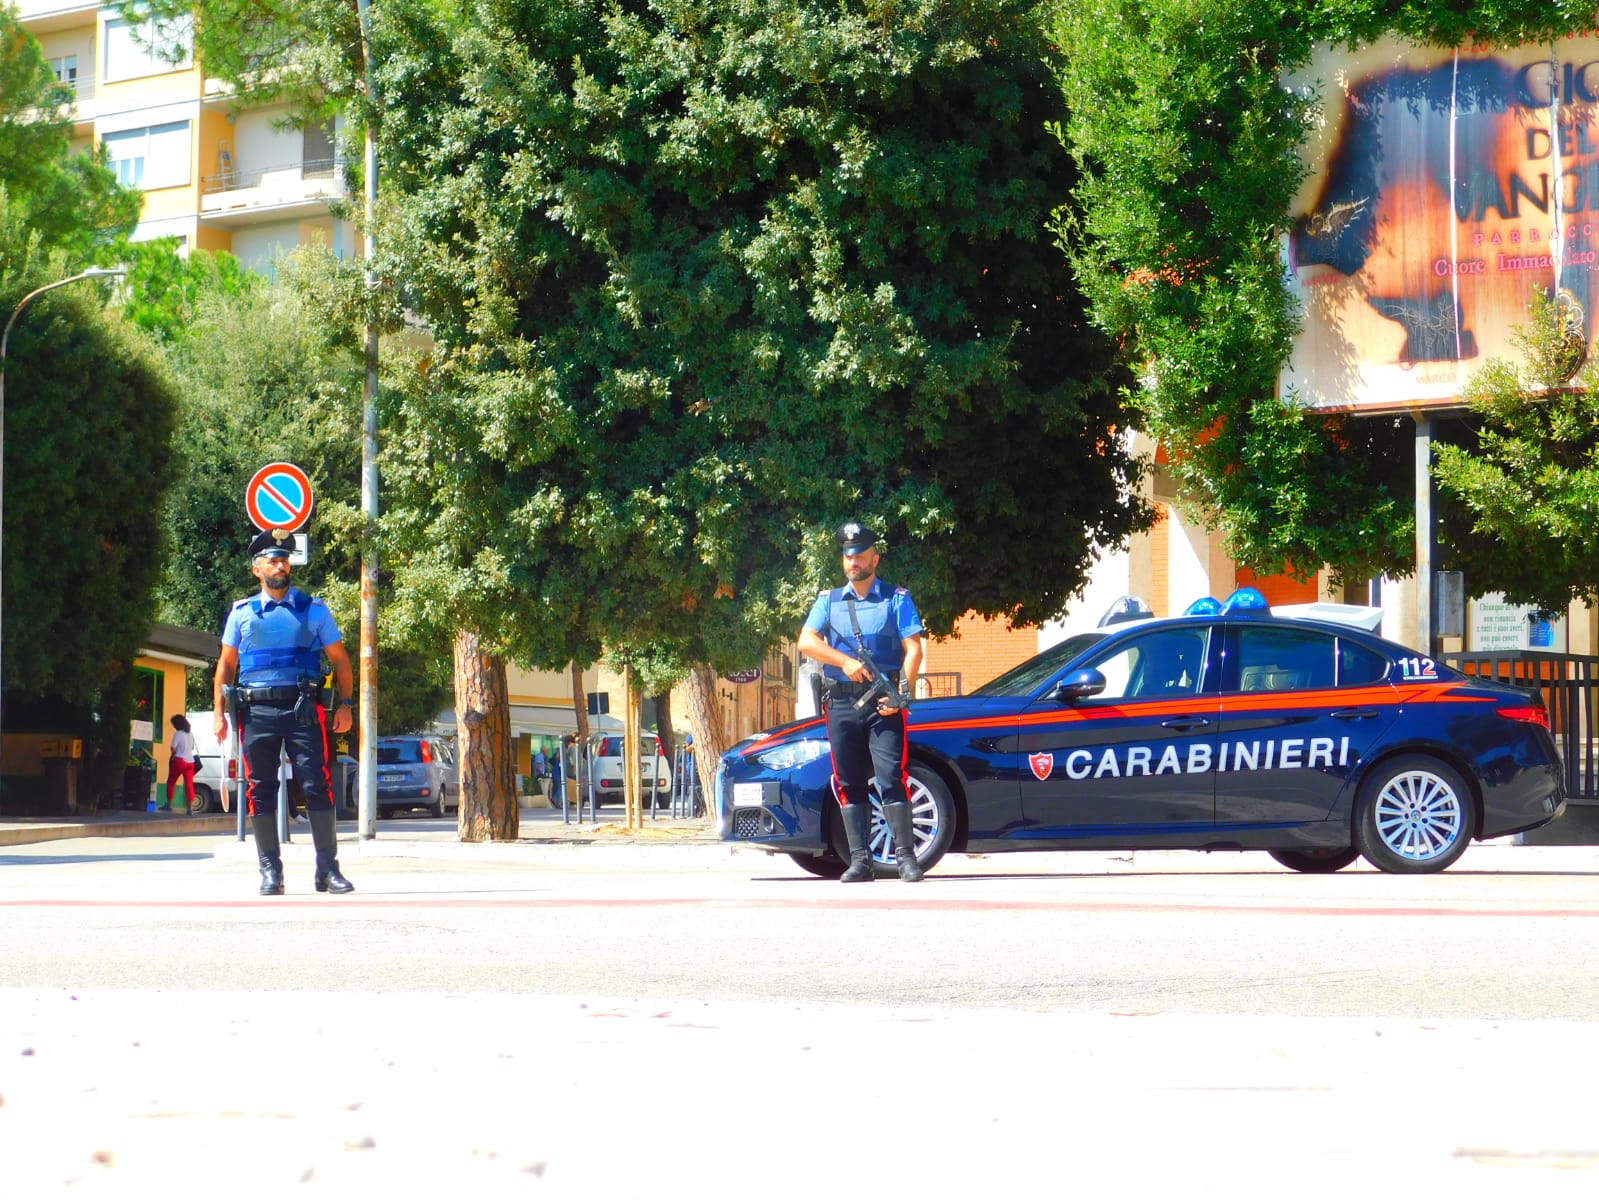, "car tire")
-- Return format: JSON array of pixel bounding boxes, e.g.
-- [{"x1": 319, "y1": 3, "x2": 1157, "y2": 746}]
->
[
  {"x1": 1354, "y1": 754, "x2": 1473, "y2": 874},
  {"x1": 826, "y1": 764, "x2": 954, "y2": 878},
  {"x1": 189, "y1": 783, "x2": 216, "y2": 815},
  {"x1": 429, "y1": 788, "x2": 446, "y2": 819},
  {"x1": 379, "y1": 806, "x2": 393, "y2": 820},
  {"x1": 1268, "y1": 847, "x2": 1360, "y2": 874},
  {"x1": 788, "y1": 852, "x2": 846, "y2": 879}
]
